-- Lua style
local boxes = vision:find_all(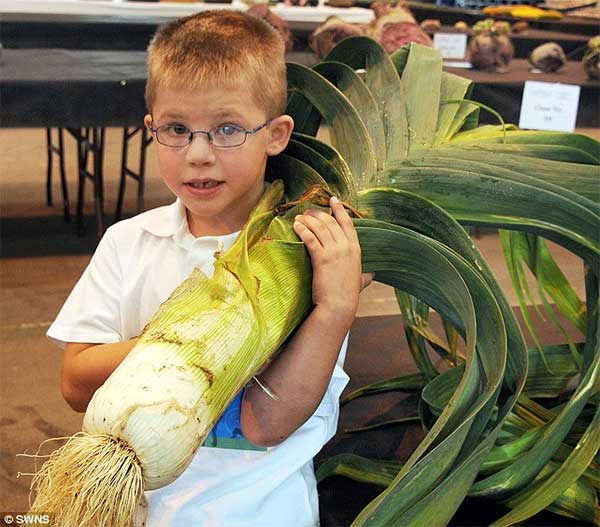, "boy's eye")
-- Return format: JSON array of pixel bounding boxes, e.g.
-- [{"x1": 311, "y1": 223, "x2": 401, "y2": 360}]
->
[
  {"x1": 165, "y1": 124, "x2": 189, "y2": 136},
  {"x1": 214, "y1": 124, "x2": 243, "y2": 137}
]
